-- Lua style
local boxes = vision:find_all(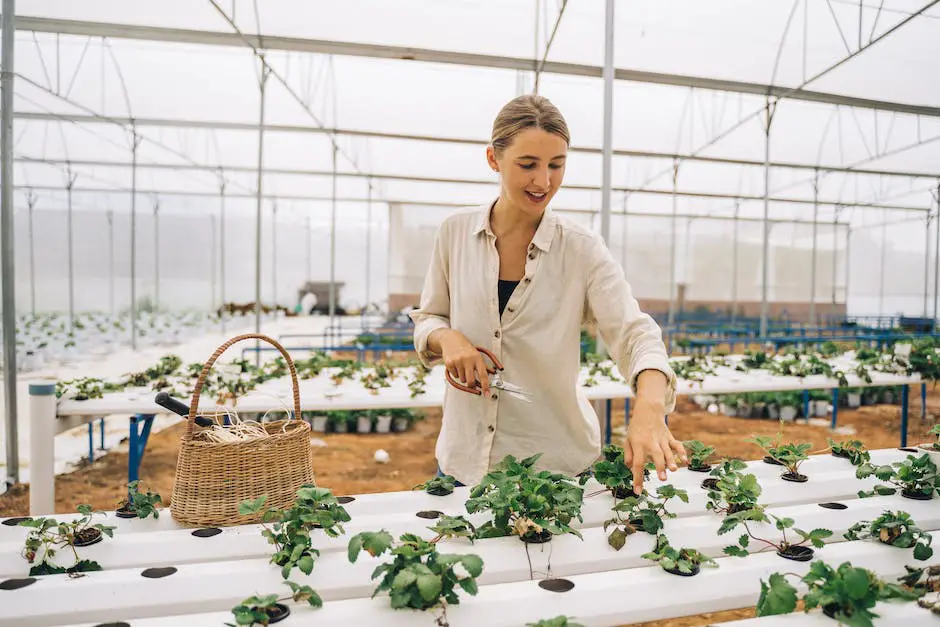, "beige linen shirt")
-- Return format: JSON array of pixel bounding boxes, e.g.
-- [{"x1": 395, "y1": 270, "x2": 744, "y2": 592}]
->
[{"x1": 410, "y1": 202, "x2": 677, "y2": 486}]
